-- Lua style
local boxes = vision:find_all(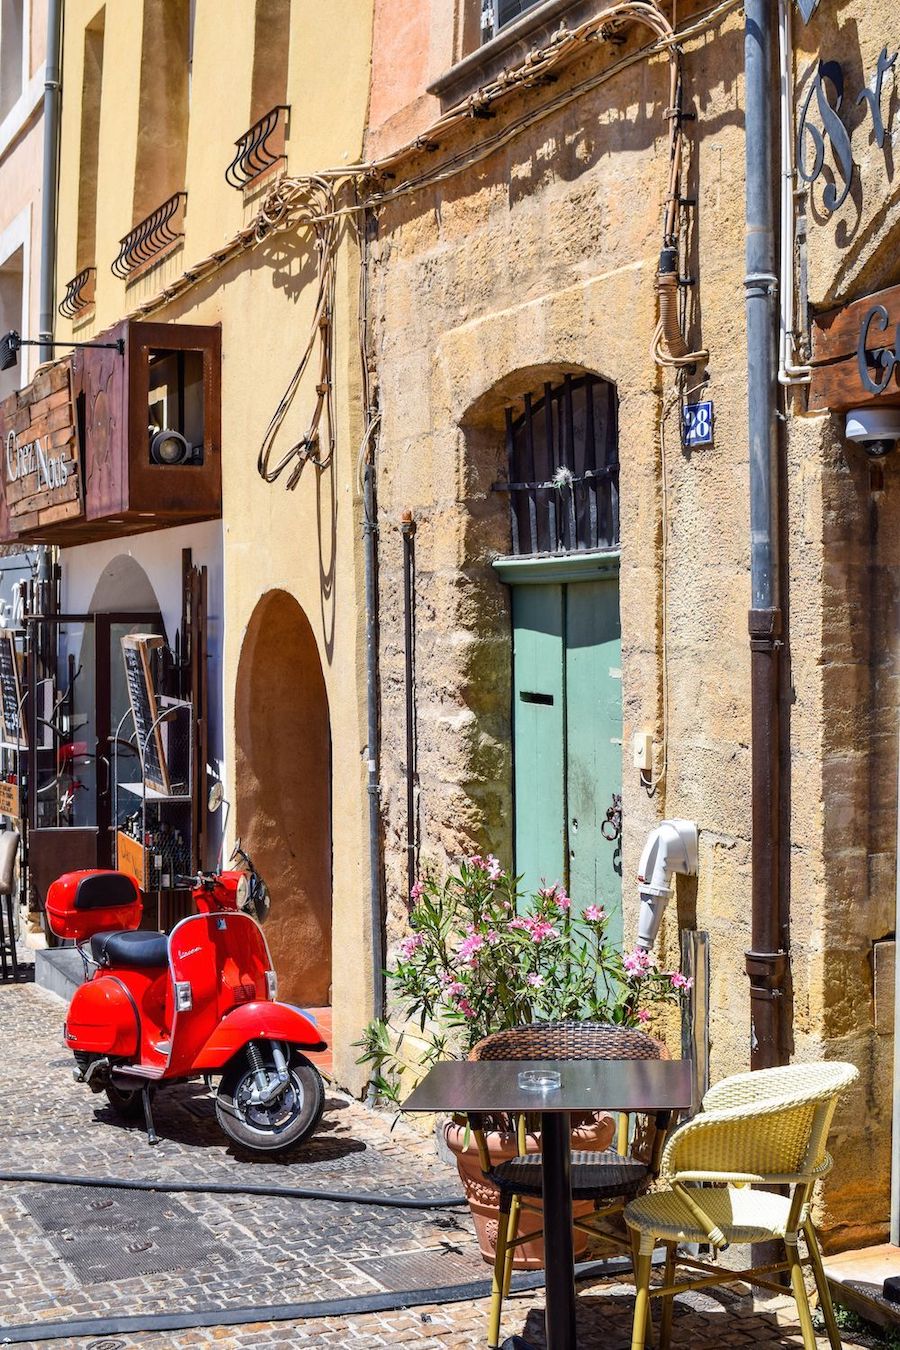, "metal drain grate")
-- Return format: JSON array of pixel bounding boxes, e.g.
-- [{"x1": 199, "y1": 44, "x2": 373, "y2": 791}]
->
[
  {"x1": 20, "y1": 1185, "x2": 225, "y2": 1284},
  {"x1": 351, "y1": 1245, "x2": 486, "y2": 1292}
]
